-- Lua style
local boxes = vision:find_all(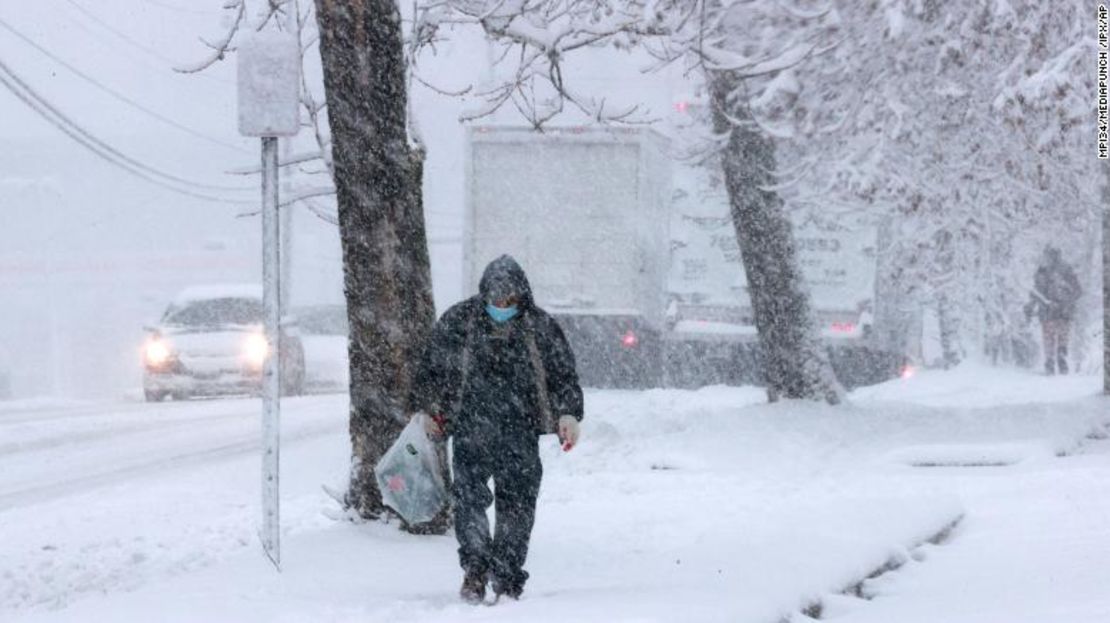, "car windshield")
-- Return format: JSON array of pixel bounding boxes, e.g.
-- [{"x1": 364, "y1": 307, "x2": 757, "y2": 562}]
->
[{"x1": 164, "y1": 298, "x2": 264, "y2": 328}]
